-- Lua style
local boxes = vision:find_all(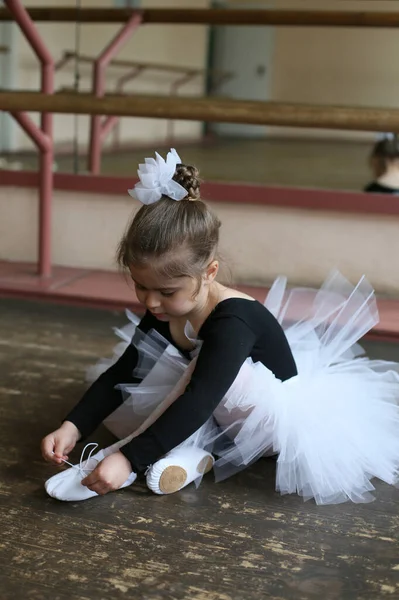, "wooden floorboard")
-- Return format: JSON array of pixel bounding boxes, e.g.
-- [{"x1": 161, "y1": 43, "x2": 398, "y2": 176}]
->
[{"x1": 0, "y1": 298, "x2": 398, "y2": 600}]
